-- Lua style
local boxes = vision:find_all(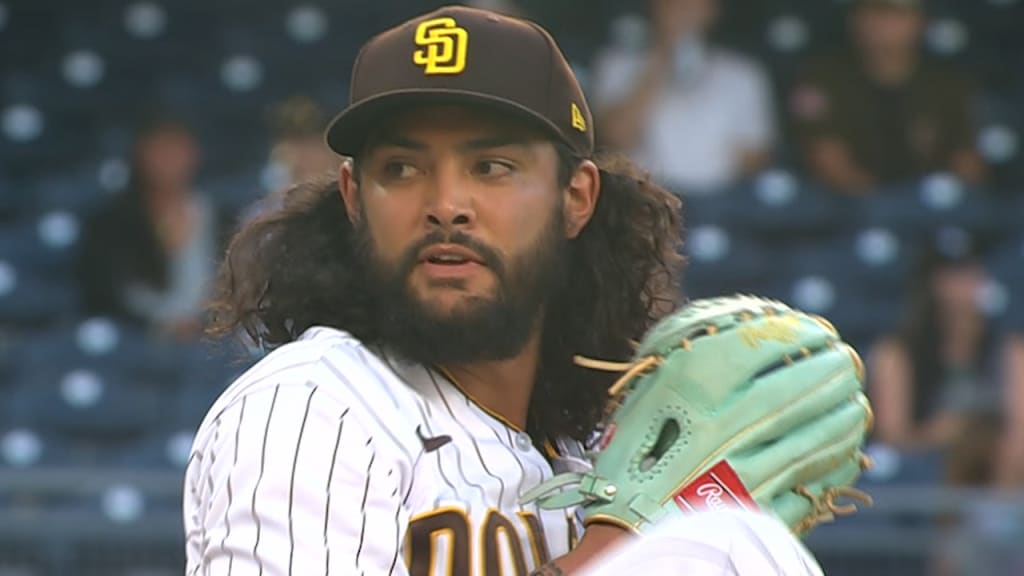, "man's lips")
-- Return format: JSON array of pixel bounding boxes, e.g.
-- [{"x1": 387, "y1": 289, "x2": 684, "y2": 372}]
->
[{"x1": 418, "y1": 244, "x2": 486, "y2": 266}]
